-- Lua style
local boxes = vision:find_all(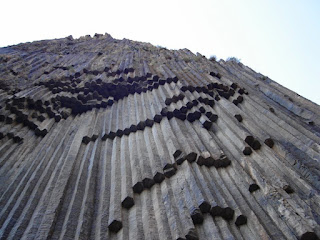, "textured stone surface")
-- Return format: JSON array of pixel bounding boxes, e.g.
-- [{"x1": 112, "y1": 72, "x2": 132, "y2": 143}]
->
[{"x1": 0, "y1": 33, "x2": 320, "y2": 239}]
